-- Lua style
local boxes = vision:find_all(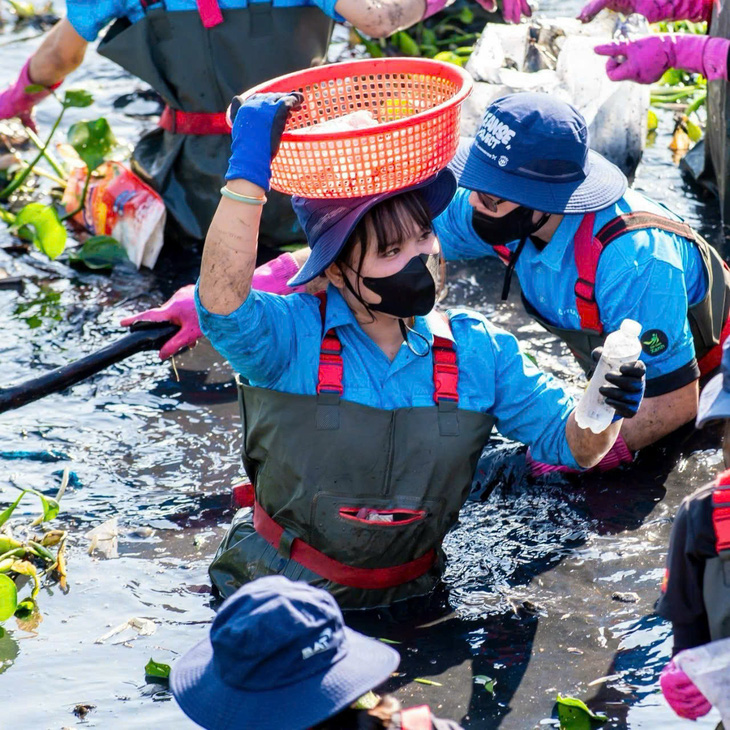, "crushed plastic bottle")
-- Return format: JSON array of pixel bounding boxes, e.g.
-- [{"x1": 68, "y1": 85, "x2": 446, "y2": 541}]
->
[
  {"x1": 62, "y1": 161, "x2": 166, "y2": 269},
  {"x1": 574, "y1": 319, "x2": 643, "y2": 434}
]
